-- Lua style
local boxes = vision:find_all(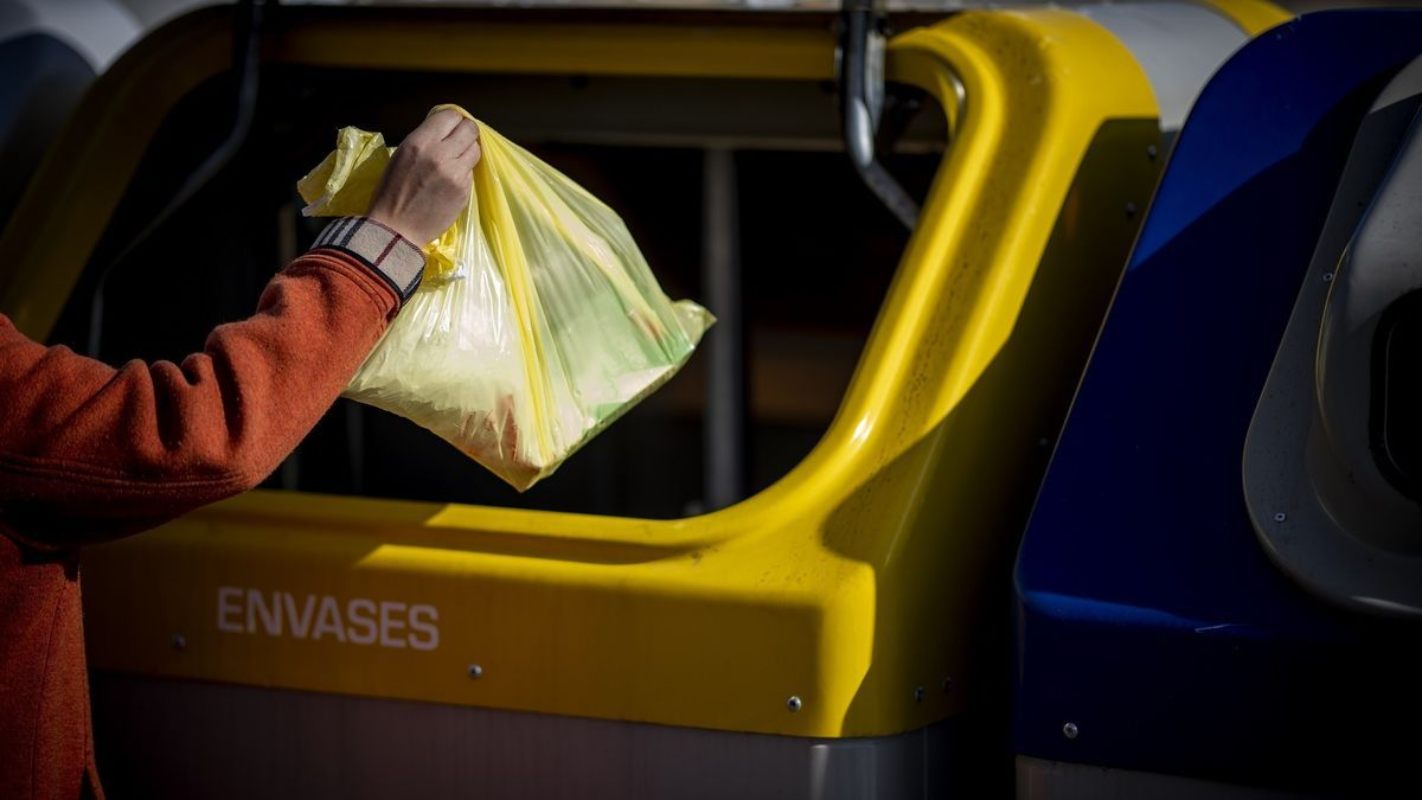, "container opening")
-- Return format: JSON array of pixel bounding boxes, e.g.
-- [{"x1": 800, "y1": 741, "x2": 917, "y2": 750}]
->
[{"x1": 50, "y1": 65, "x2": 947, "y2": 518}]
